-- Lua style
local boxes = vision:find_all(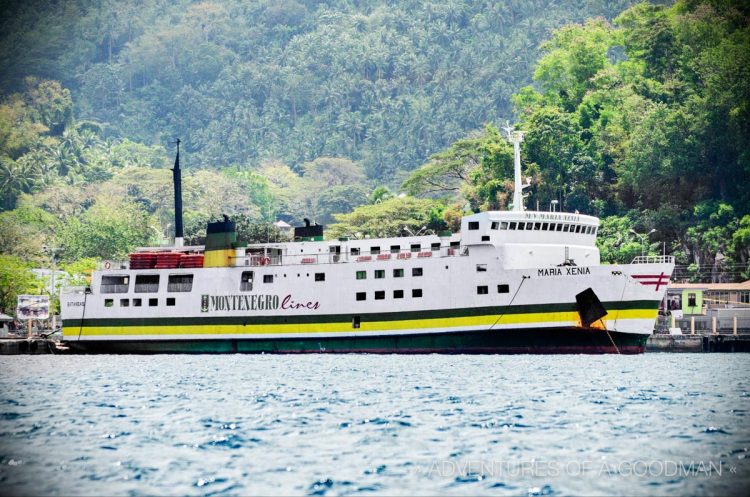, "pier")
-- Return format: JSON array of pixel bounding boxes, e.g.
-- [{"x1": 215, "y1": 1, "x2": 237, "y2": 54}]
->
[
  {"x1": 0, "y1": 338, "x2": 64, "y2": 354},
  {"x1": 646, "y1": 334, "x2": 750, "y2": 352}
]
